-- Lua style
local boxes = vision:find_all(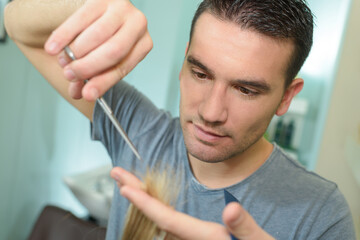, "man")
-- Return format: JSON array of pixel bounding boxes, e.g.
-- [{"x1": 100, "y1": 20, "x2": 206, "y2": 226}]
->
[{"x1": 4, "y1": 0, "x2": 356, "y2": 239}]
